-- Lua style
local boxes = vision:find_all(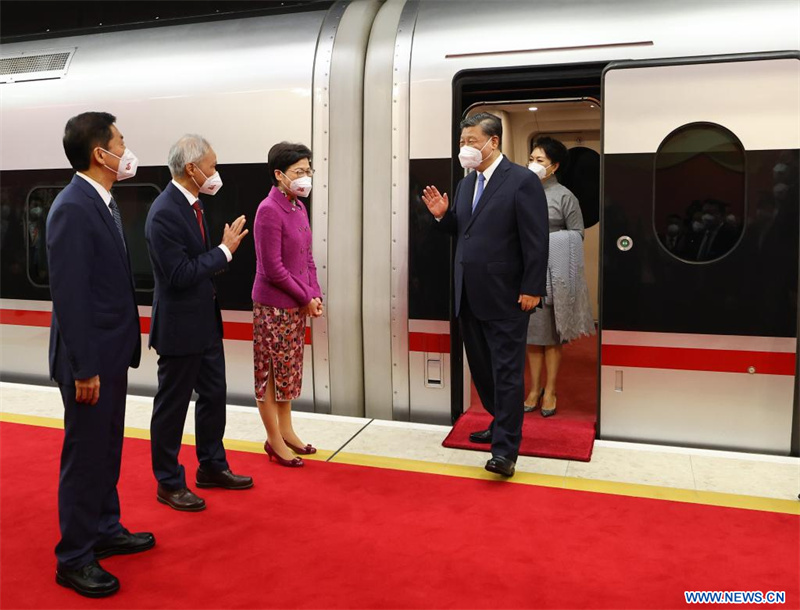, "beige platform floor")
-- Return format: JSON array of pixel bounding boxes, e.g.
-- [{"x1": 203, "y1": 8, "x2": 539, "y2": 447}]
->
[{"x1": 1, "y1": 382, "x2": 798, "y2": 510}]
